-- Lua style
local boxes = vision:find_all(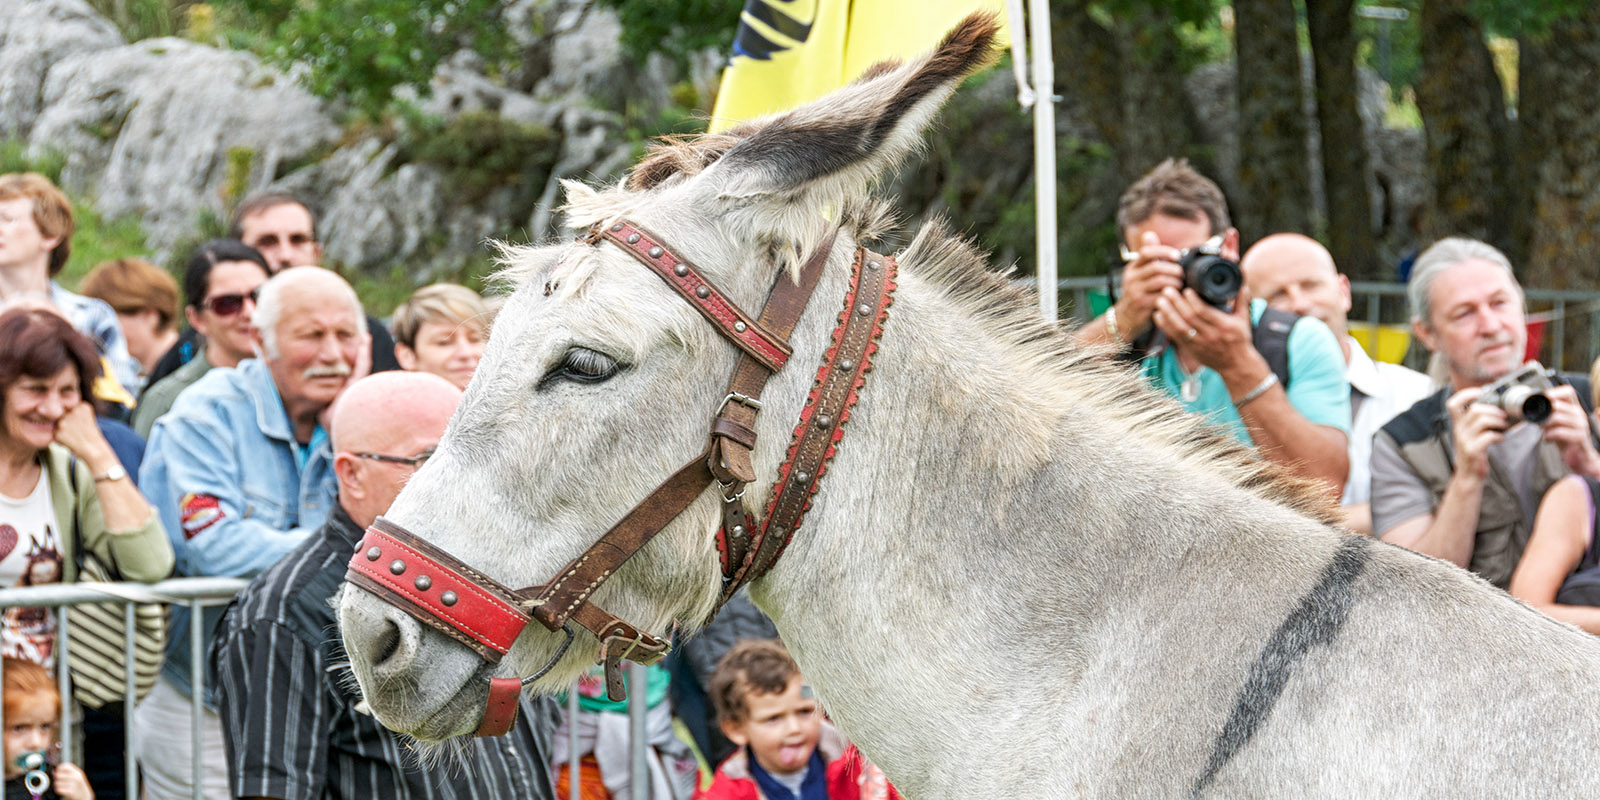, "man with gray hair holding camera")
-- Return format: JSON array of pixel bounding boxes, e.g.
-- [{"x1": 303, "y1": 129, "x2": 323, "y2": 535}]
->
[
  {"x1": 1075, "y1": 158, "x2": 1351, "y2": 494},
  {"x1": 1370, "y1": 237, "x2": 1600, "y2": 588}
]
